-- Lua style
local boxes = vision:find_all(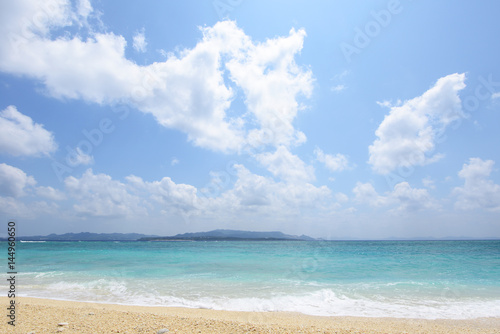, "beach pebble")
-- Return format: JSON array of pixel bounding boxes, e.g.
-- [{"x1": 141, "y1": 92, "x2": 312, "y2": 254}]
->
[
  {"x1": 157, "y1": 329, "x2": 169, "y2": 334},
  {"x1": 57, "y1": 322, "x2": 69, "y2": 326}
]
